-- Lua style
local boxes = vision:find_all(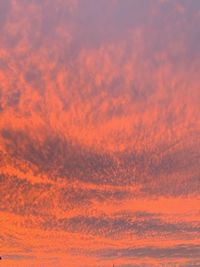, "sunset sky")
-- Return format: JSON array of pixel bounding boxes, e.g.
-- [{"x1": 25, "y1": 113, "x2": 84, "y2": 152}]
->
[{"x1": 0, "y1": 0, "x2": 200, "y2": 266}]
